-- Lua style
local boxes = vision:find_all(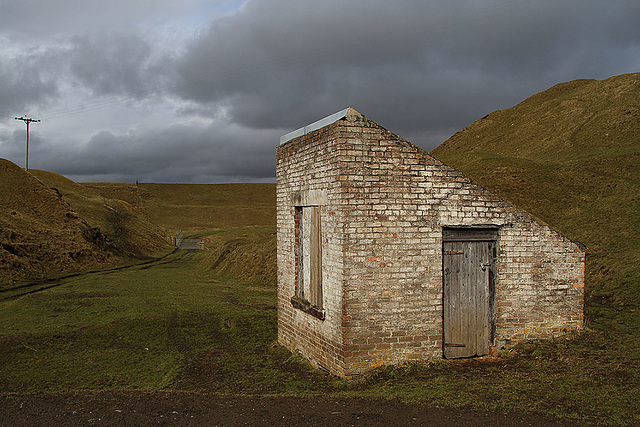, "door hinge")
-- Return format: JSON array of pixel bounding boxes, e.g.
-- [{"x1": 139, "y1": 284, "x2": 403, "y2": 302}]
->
[{"x1": 445, "y1": 343, "x2": 466, "y2": 348}]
